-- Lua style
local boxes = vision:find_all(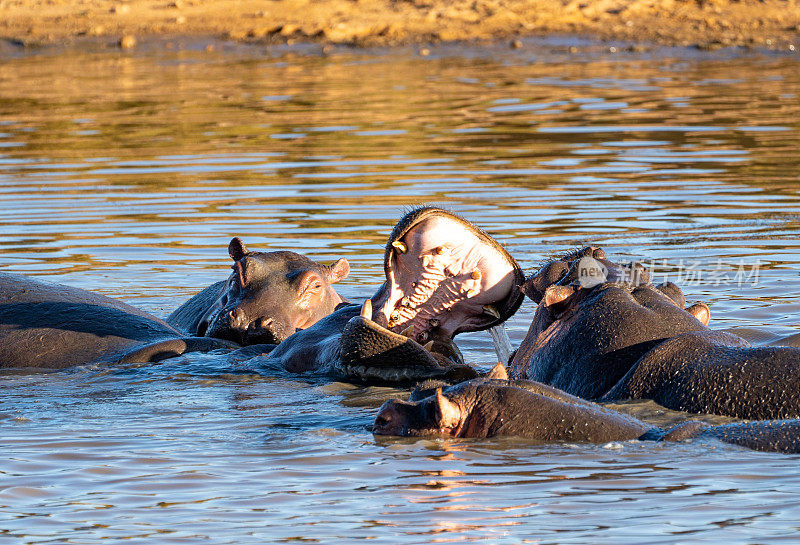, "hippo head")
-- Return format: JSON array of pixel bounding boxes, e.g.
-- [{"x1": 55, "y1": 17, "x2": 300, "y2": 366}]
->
[
  {"x1": 334, "y1": 207, "x2": 525, "y2": 384},
  {"x1": 510, "y1": 272, "x2": 711, "y2": 399},
  {"x1": 521, "y1": 246, "x2": 650, "y2": 304},
  {"x1": 199, "y1": 237, "x2": 349, "y2": 345},
  {"x1": 373, "y1": 386, "x2": 469, "y2": 437}
]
